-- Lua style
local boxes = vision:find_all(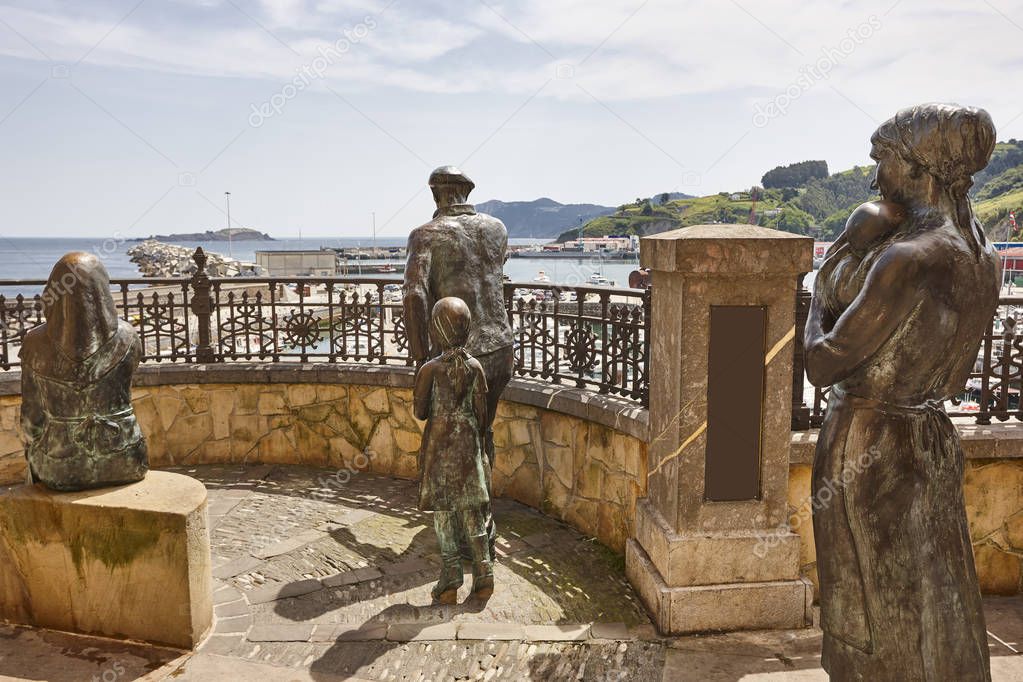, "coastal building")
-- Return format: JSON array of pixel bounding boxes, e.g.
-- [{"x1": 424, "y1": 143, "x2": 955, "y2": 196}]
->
[
  {"x1": 561, "y1": 235, "x2": 638, "y2": 253},
  {"x1": 255, "y1": 250, "x2": 338, "y2": 277},
  {"x1": 998, "y1": 246, "x2": 1023, "y2": 283}
]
